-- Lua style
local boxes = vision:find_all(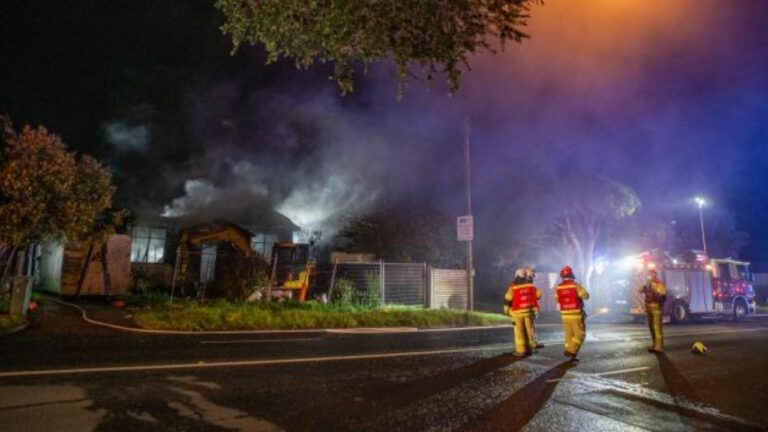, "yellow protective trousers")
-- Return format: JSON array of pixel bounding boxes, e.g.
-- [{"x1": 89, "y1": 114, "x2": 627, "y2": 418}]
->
[
  {"x1": 512, "y1": 311, "x2": 536, "y2": 354},
  {"x1": 561, "y1": 313, "x2": 586, "y2": 355},
  {"x1": 646, "y1": 303, "x2": 664, "y2": 351}
]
